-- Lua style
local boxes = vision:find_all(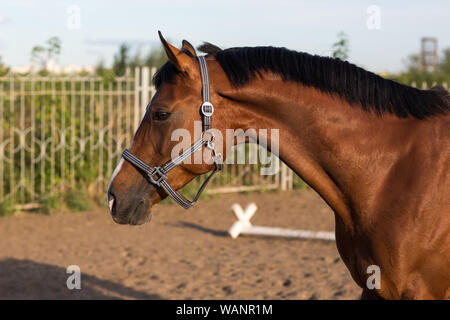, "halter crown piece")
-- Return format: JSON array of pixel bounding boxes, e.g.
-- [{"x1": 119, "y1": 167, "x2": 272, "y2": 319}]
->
[{"x1": 121, "y1": 56, "x2": 223, "y2": 209}]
